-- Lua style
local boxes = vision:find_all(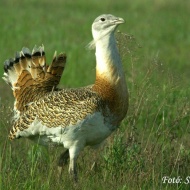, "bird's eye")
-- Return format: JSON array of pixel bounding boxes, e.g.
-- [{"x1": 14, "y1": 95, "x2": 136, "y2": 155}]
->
[{"x1": 100, "y1": 18, "x2": 105, "y2": 22}]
